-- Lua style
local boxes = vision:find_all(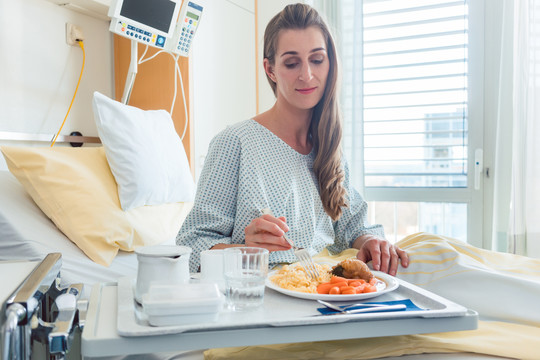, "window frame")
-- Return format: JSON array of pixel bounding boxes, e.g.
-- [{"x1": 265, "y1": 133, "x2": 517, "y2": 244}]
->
[{"x1": 335, "y1": 0, "x2": 486, "y2": 248}]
